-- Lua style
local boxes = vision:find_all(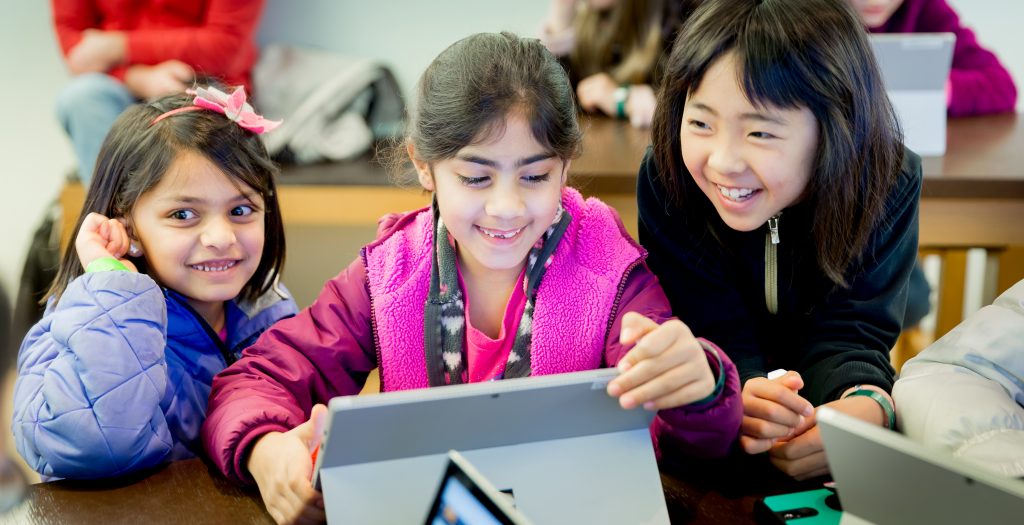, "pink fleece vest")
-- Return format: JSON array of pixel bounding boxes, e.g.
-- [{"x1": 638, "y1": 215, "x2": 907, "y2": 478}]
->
[{"x1": 363, "y1": 187, "x2": 643, "y2": 391}]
